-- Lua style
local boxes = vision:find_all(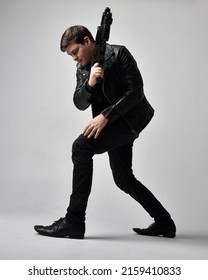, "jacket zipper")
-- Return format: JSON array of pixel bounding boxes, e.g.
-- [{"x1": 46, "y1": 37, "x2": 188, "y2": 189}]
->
[{"x1": 102, "y1": 73, "x2": 139, "y2": 137}]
